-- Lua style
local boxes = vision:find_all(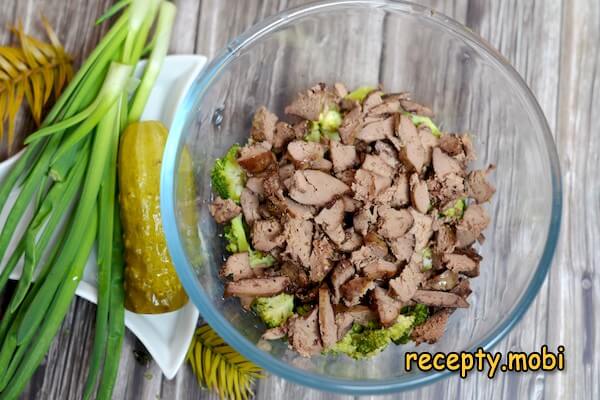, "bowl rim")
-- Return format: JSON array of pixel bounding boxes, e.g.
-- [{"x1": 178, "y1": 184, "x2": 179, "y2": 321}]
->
[{"x1": 161, "y1": 0, "x2": 563, "y2": 394}]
